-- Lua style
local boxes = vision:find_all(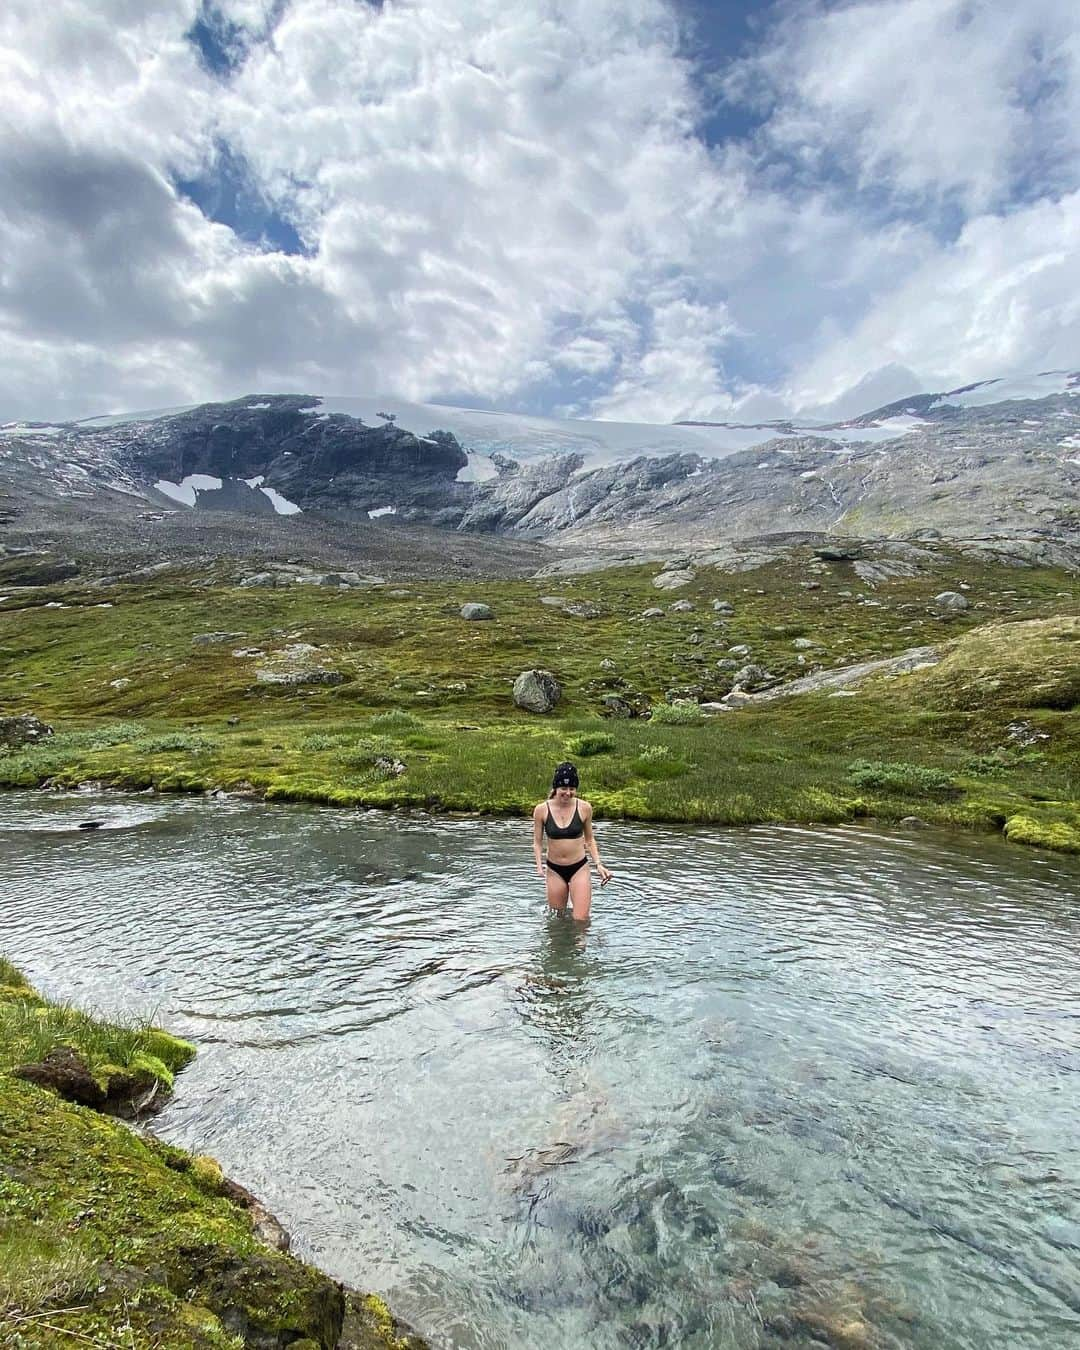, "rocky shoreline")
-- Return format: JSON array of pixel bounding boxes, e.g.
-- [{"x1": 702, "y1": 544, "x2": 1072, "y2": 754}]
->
[{"x1": 0, "y1": 961, "x2": 426, "y2": 1349}]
